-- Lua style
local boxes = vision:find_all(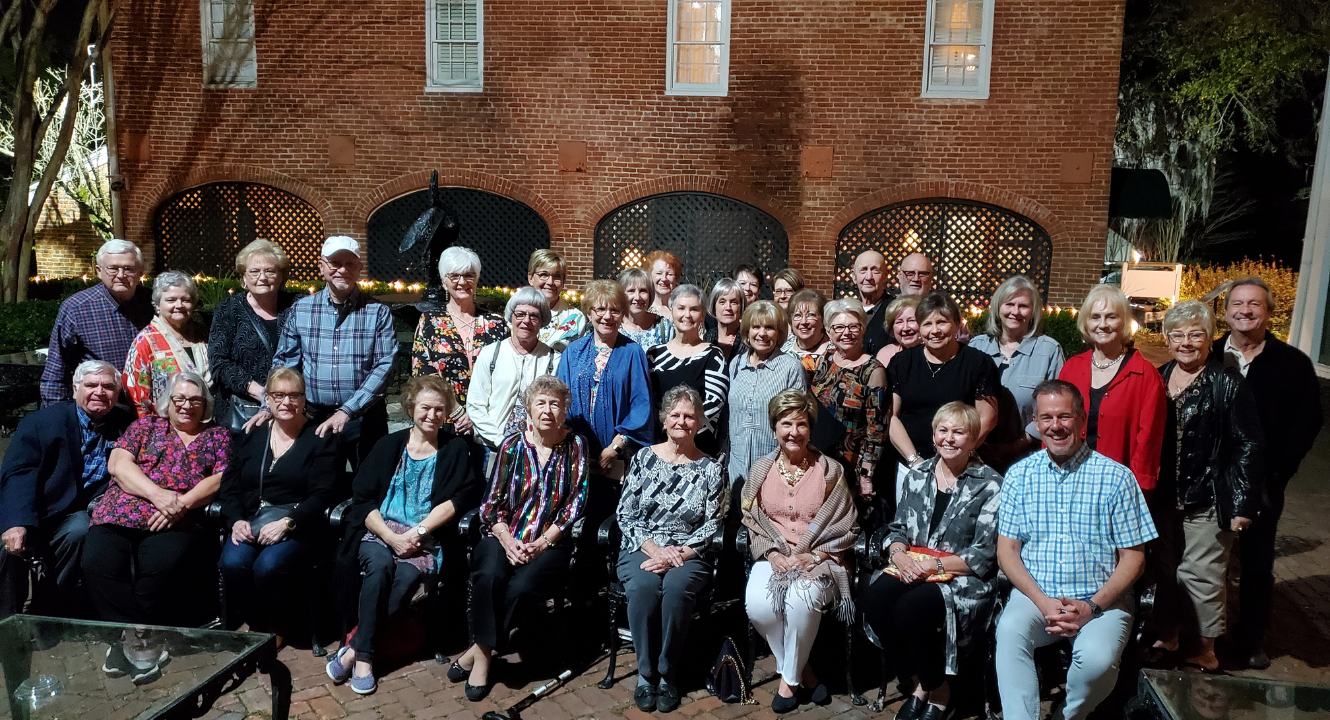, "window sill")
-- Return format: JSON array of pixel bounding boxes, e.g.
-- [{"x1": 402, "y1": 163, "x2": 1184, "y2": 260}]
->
[{"x1": 425, "y1": 85, "x2": 484, "y2": 94}]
